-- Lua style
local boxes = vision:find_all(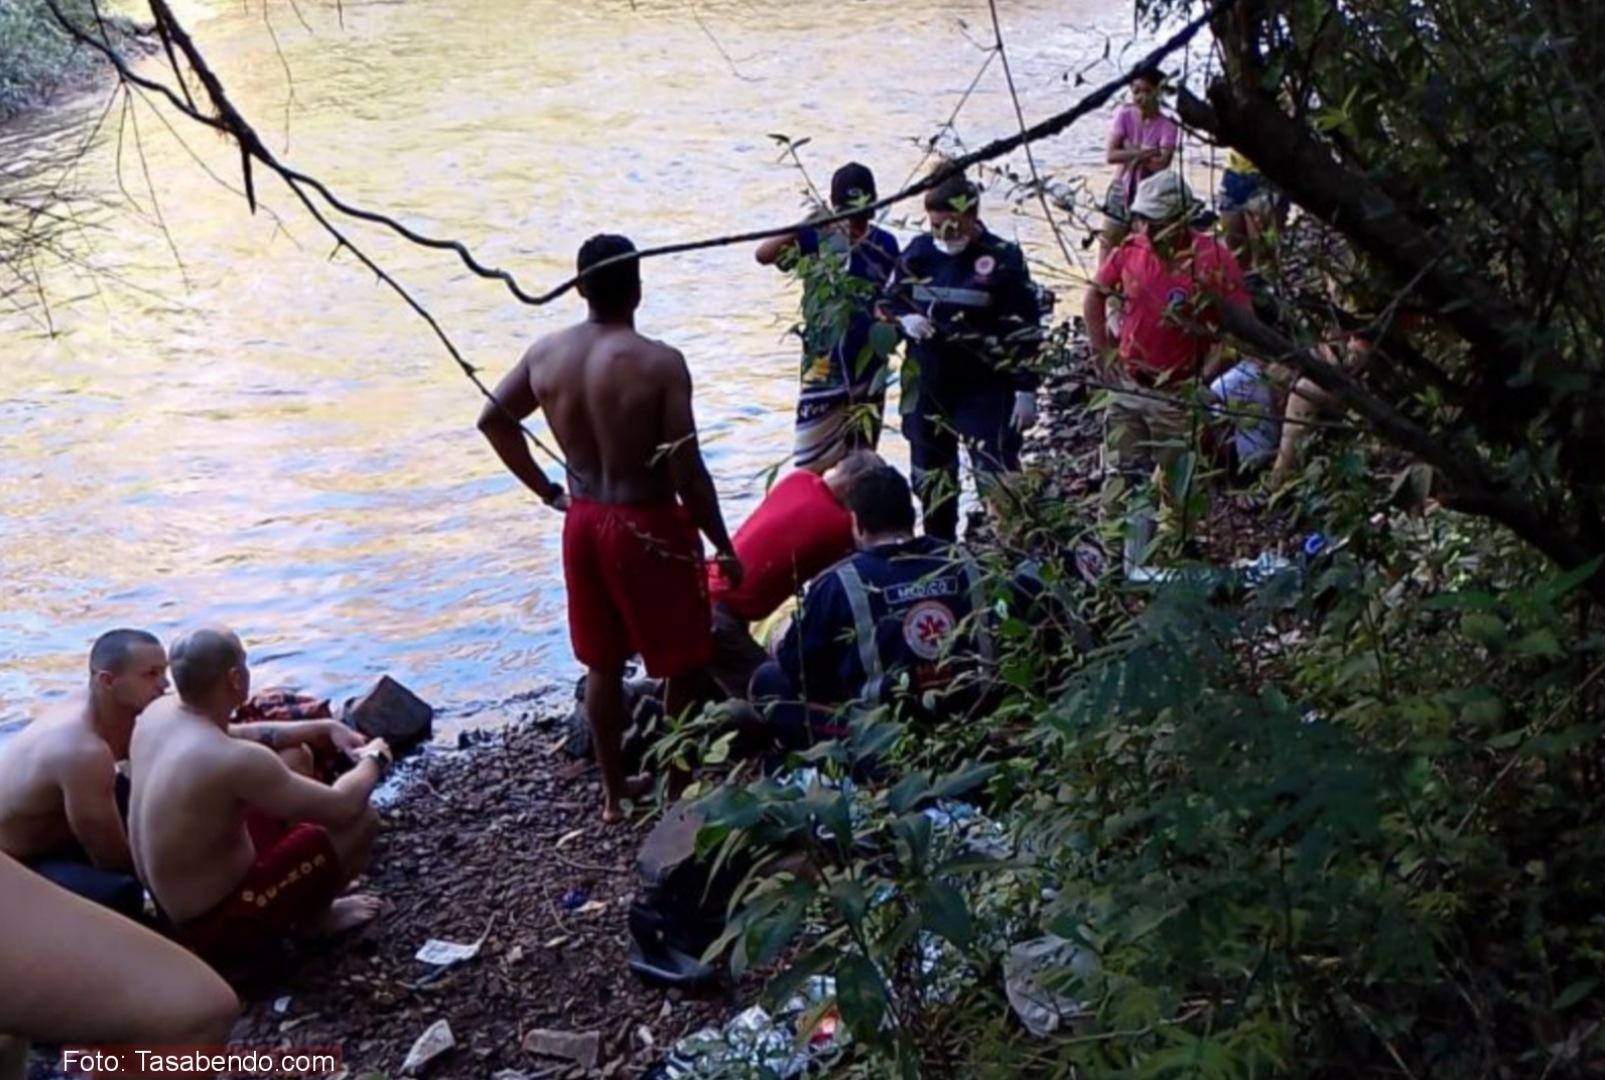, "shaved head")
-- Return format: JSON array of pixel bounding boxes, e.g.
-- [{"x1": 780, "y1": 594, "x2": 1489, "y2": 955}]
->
[
  {"x1": 89, "y1": 628, "x2": 162, "y2": 675},
  {"x1": 169, "y1": 628, "x2": 247, "y2": 705}
]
